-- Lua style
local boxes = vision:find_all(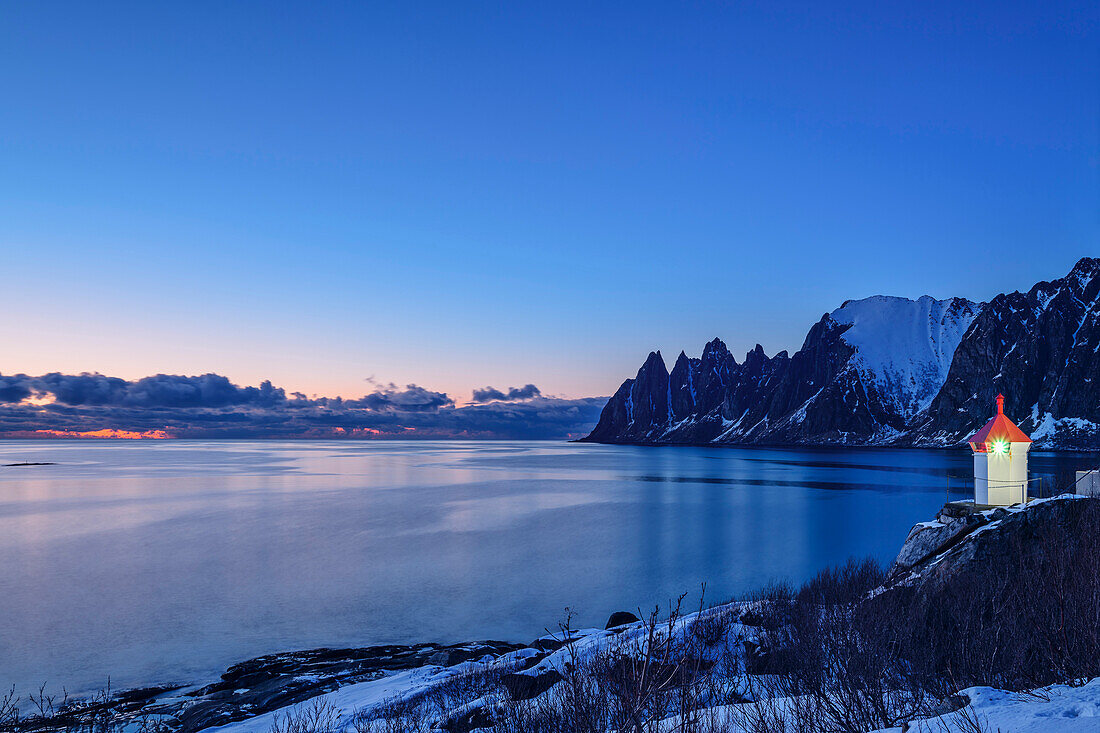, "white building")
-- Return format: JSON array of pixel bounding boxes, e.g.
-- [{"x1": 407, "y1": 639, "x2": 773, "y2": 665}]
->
[{"x1": 968, "y1": 394, "x2": 1032, "y2": 506}]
